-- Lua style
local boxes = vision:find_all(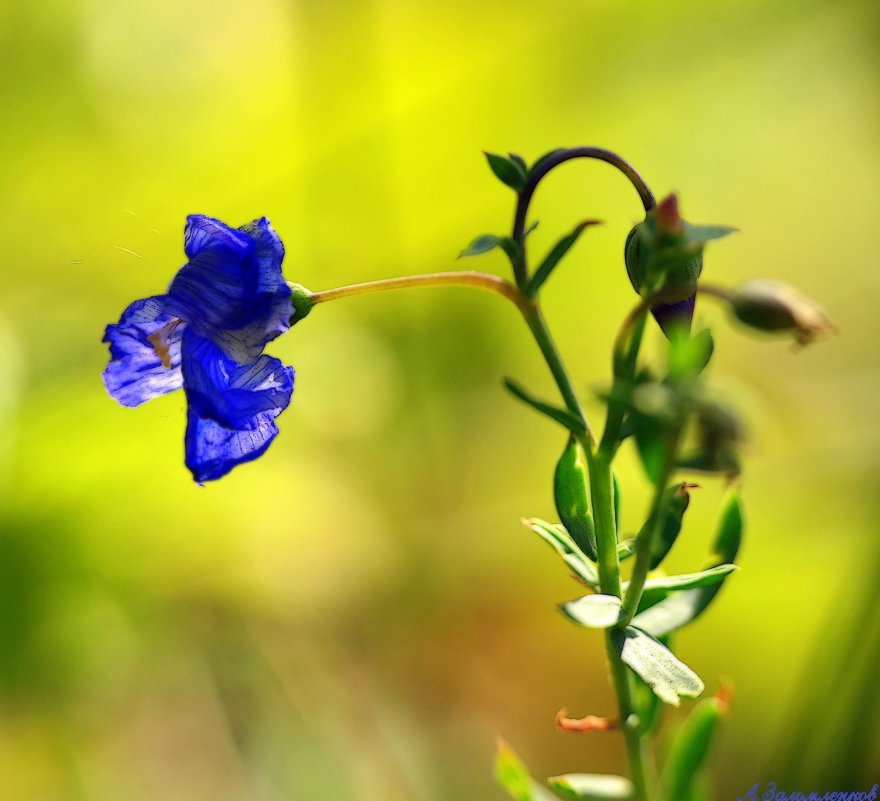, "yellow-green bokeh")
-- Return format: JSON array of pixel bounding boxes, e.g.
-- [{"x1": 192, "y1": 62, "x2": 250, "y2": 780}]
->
[{"x1": 1, "y1": 1, "x2": 878, "y2": 799}]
